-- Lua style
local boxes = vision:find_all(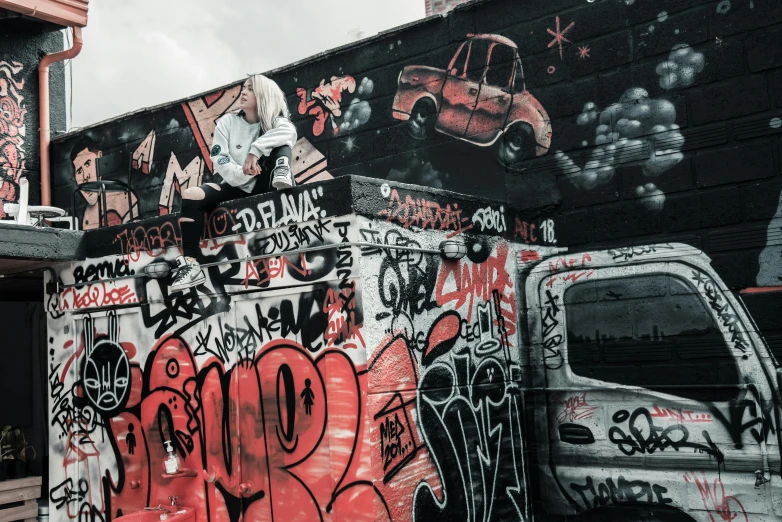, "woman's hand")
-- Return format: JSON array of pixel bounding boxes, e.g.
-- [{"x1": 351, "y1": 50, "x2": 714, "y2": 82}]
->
[{"x1": 243, "y1": 153, "x2": 261, "y2": 176}]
